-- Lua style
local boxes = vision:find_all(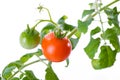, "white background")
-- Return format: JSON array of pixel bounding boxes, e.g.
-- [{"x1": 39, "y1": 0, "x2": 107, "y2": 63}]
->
[{"x1": 0, "y1": 0, "x2": 120, "y2": 80}]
